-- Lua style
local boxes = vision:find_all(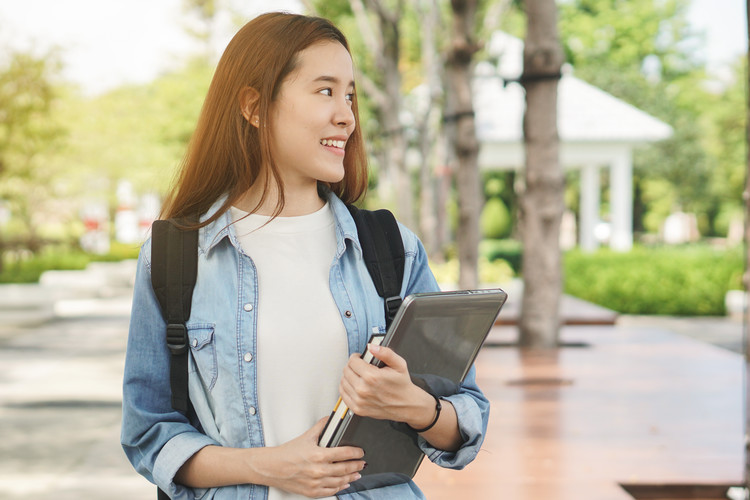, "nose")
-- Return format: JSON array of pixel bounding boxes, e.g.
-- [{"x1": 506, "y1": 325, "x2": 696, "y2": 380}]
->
[{"x1": 334, "y1": 98, "x2": 355, "y2": 130}]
